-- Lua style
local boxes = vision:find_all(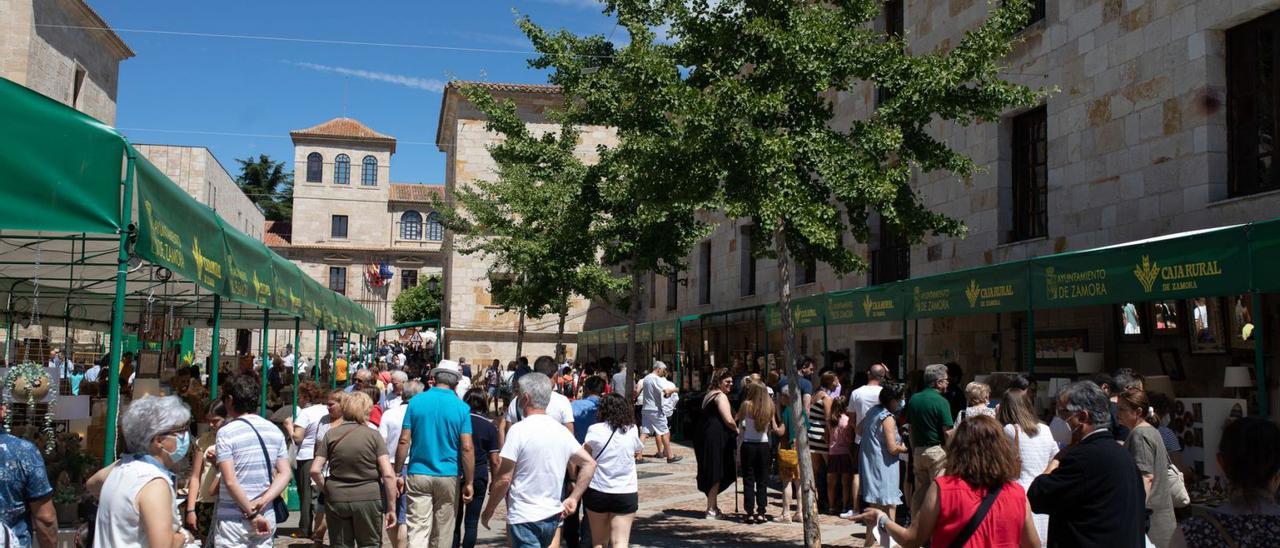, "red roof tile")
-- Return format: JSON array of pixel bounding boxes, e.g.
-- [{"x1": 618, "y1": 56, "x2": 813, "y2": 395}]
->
[
  {"x1": 389, "y1": 183, "x2": 444, "y2": 203},
  {"x1": 289, "y1": 118, "x2": 397, "y2": 153},
  {"x1": 264, "y1": 221, "x2": 292, "y2": 247},
  {"x1": 448, "y1": 81, "x2": 562, "y2": 95}
]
